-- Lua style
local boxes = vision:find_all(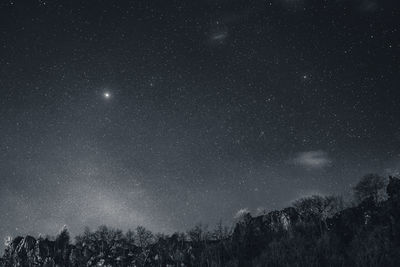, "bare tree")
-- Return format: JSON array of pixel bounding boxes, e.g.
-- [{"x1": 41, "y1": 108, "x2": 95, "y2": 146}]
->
[
  {"x1": 353, "y1": 174, "x2": 385, "y2": 203},
  {"x1": 294, "y1": 195, "x2": 343, "y2": 221},
  {"x1": 135, "y1": 226, "x2": 154, "y2": 249},
  {"x1": 212, "y1": 220, "x2": 231, "y2": 241}
]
